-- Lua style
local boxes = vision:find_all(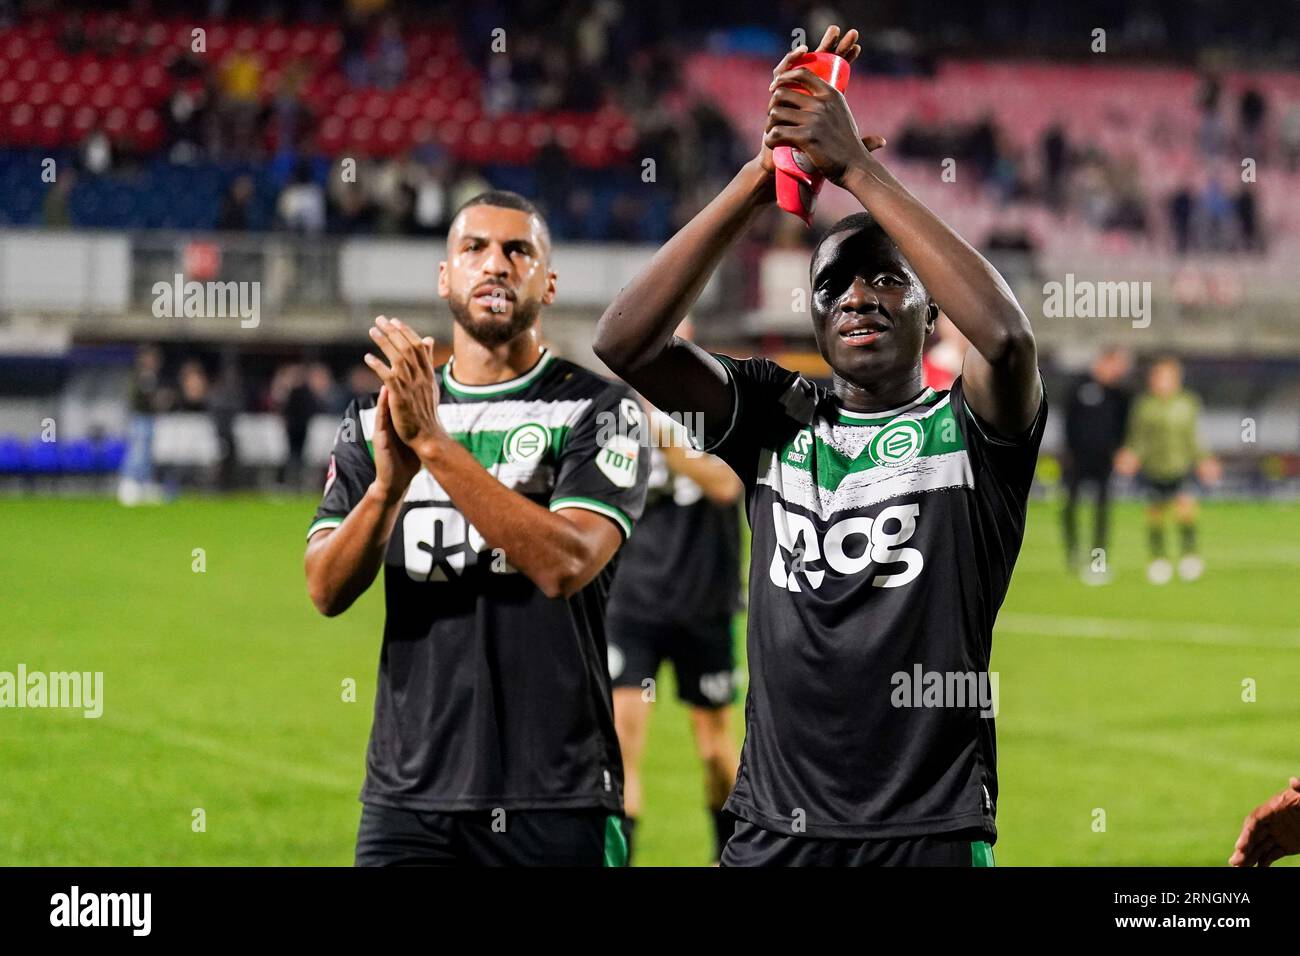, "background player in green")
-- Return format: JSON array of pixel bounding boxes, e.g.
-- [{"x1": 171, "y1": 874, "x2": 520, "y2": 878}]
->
[
  {"x1": 304, "y1": 191, "x2": 650, "y2": 866},
  {"x1": 1116, "y1": 356, "x2": 1221, "y2": 584},
  {"x1": 594, "y1": 25, "x2": 1045, "y2": 865}
]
